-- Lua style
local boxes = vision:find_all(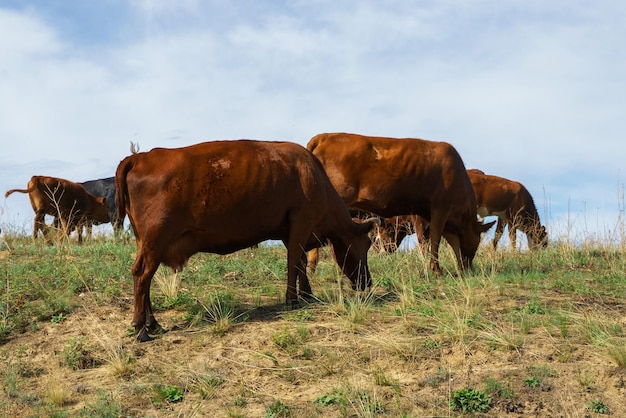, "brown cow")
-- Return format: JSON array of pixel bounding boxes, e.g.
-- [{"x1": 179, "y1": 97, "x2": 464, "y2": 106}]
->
[
  {"x1": 373, "y1": 215, "x2": 430, "y2": 253},
  {"x1": 467, "y1": 169, "x2": 547, "y2": 250},
  {"x1": 115, "y1": 140, "x2": 378, "y2": 342},
  {"x1": 5, "y1": 176, "x2": 110, "y2": 244},
  {"x1": 307, "y1": 214, "x2": 428, "y2": 277},
  {"x1": 307, "y1": 133, "x2": 494, "y2": 274}
]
